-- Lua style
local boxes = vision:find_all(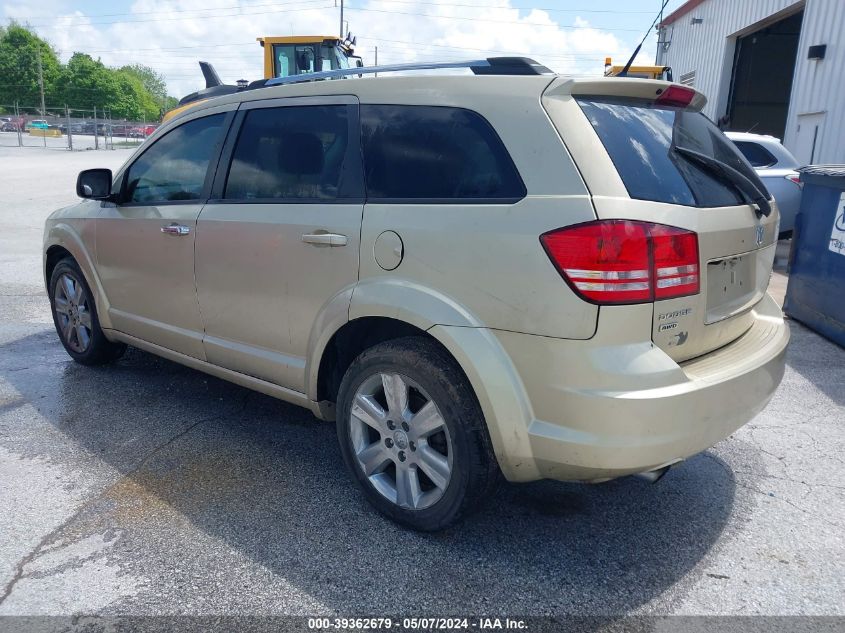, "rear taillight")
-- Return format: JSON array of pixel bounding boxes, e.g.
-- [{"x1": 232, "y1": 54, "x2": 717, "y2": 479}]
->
[
  {"x1": 540, "y1": 220, "x2": 700, "y2": 305},
  {"x1": 785, "y1": 173, "x2": 802, "y2": 187}
]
